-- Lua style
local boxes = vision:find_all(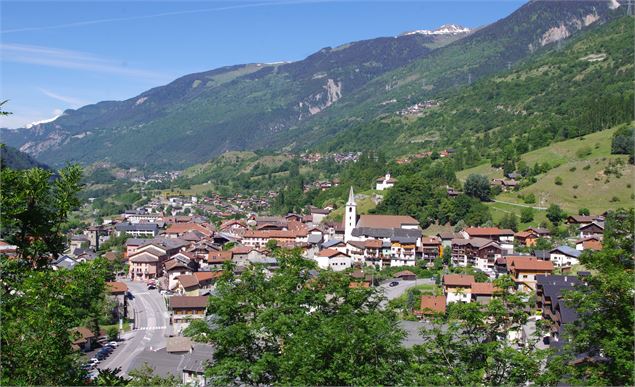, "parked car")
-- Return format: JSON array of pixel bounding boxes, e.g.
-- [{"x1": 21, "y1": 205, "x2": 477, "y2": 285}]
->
[
  {"x1": 147, "y1": 284, "x2": 157, "y2": 290},
  {"x1": 107, "y1": 341, "x2": 118, "y2": 348},
  {"x1": 89, "y1": 358, "x2": 100, "y2": 366},
  {"x1": 389, "y1": 281, "x2": 399, "y2": 287}
]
